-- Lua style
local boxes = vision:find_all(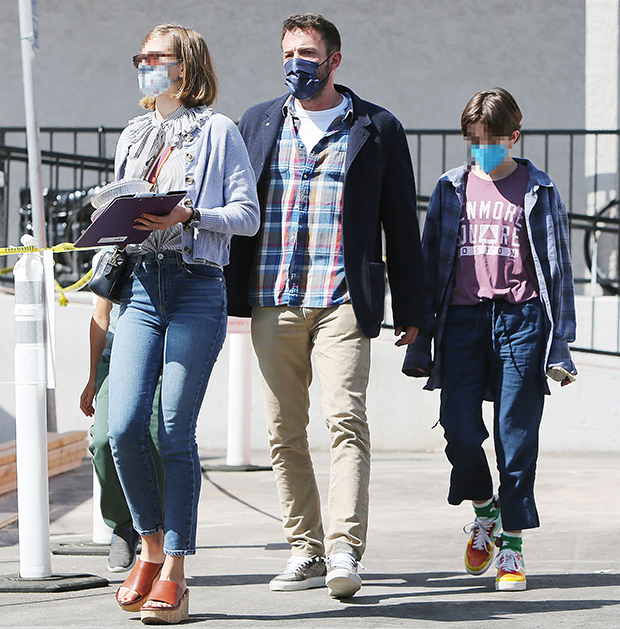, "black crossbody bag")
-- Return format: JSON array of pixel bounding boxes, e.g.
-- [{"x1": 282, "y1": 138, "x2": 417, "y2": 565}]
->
[{"x1": 88, "y1": 247, "x2": 131, "y2": 304}]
